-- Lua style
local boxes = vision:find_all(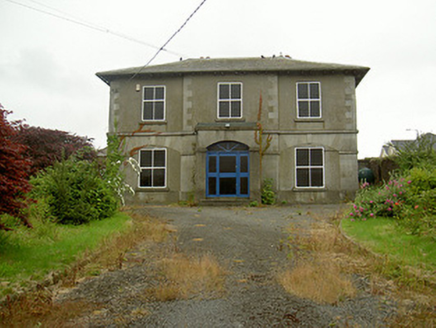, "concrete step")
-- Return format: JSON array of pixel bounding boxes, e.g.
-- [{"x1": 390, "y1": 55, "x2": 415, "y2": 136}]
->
[{"x1": 199, "y1": 198, "x2": 252, "y2": 207}]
